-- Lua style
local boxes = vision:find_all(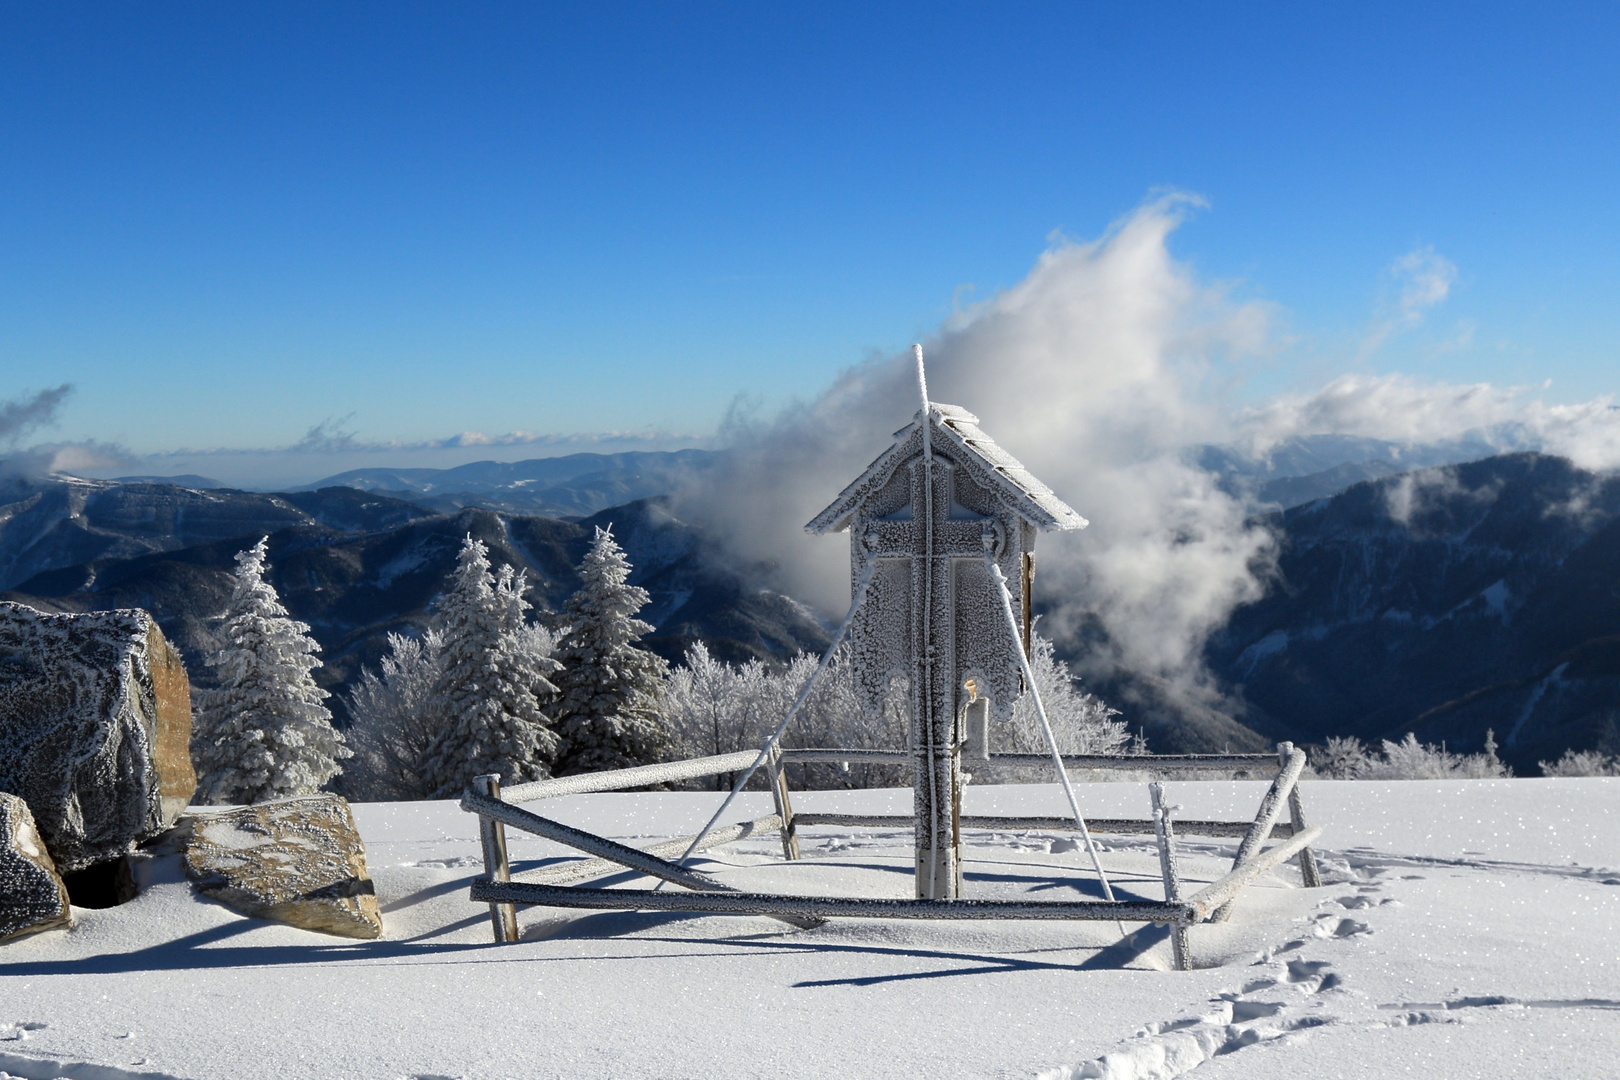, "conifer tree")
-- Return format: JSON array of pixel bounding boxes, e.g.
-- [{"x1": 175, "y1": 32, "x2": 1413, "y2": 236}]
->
[
  {"x1": 192, "y1": 537, "x2": 350, "y2": 803},
  {"x1": 552, "y1": 526, "x2": 672, "y2": 774},
  {"x1": 415, "y1": 536, "x2": 561, "y2": 798}
]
